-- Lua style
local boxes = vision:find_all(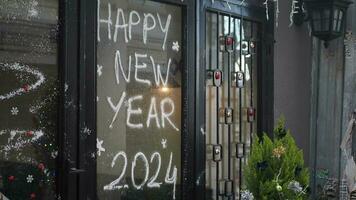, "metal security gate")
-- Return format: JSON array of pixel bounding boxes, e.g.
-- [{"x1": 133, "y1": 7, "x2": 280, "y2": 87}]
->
[{"x1": 205, "y1": 11, "x2": 260, "y2": 200}]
